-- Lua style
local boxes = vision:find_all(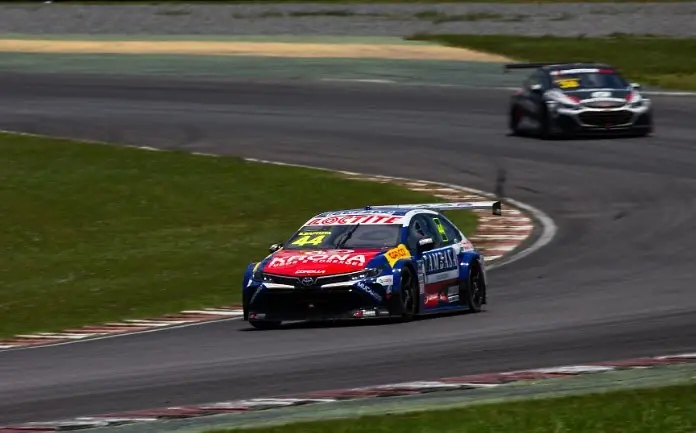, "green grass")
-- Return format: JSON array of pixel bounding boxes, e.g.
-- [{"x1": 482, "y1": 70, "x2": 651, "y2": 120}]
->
[
  {"x1": 208, "y1": 383, "x2": 696, "y2": 433},
  {"x1": 408, "y1": 34, "x2": 696, "y2": 91},
  {"x1": 0, "y1": 133, "x2": 478, "y2": 338}
]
